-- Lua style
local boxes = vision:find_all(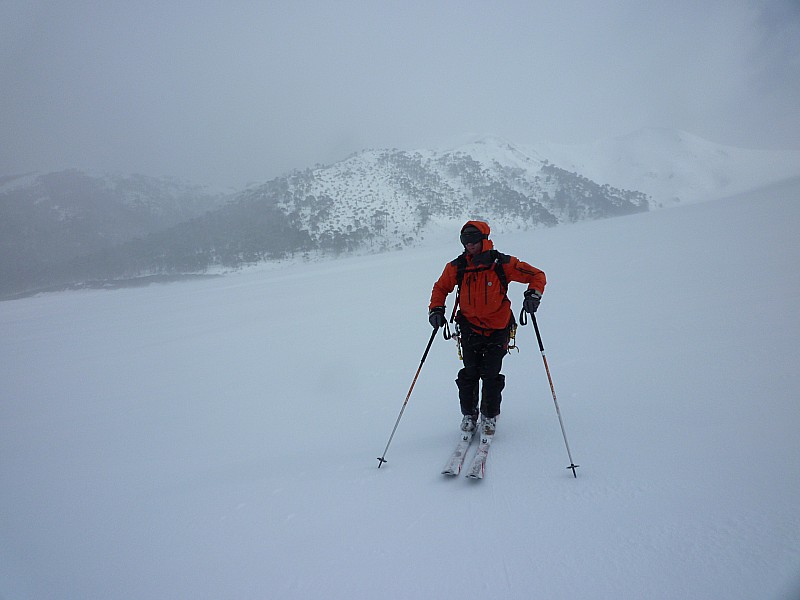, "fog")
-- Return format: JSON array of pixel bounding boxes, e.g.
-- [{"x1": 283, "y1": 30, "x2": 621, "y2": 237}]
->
[{"x1": 2, "y1": 0, "x2": 799, "y2": 188}]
